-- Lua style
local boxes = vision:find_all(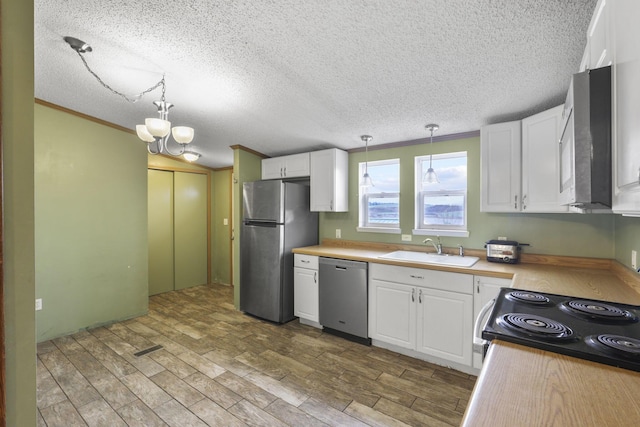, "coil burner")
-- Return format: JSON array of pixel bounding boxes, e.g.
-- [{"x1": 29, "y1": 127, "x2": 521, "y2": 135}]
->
[
  {"x1": 505, "y1": 291, "x2": 551, "y2": 306},
  {"x1": 561, "y1": 300, "x2": 639, "y2": 324},
  {"x1": 497, "y1": 313, "x2": 576, "y2": 341},
  {"x1": 586, "y1": 335, "x2": 640, "y2": 360}
]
